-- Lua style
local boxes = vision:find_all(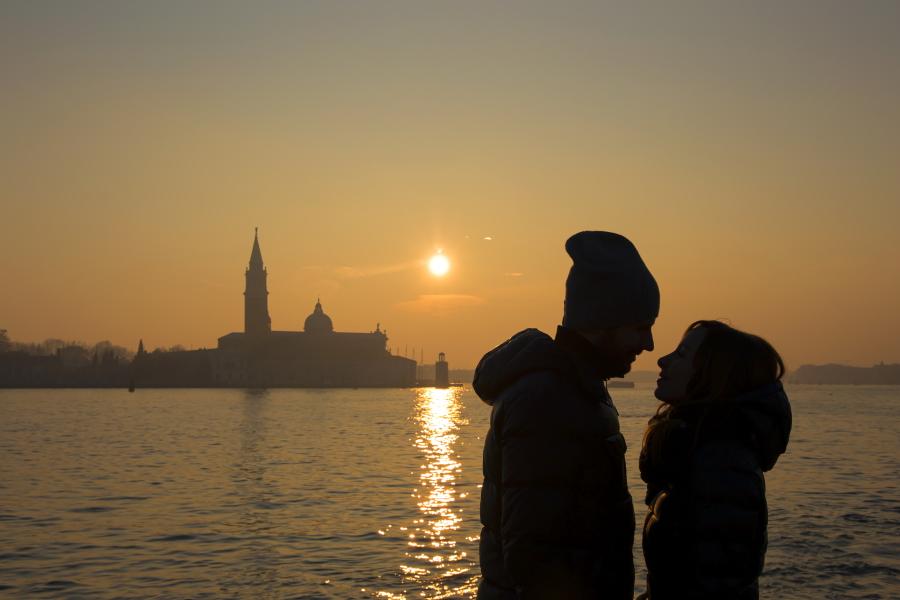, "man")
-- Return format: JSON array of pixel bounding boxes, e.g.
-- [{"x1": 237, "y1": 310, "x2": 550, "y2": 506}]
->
[{"x1": 474, "y1": 231, "x2": 659, "y2": 599}]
